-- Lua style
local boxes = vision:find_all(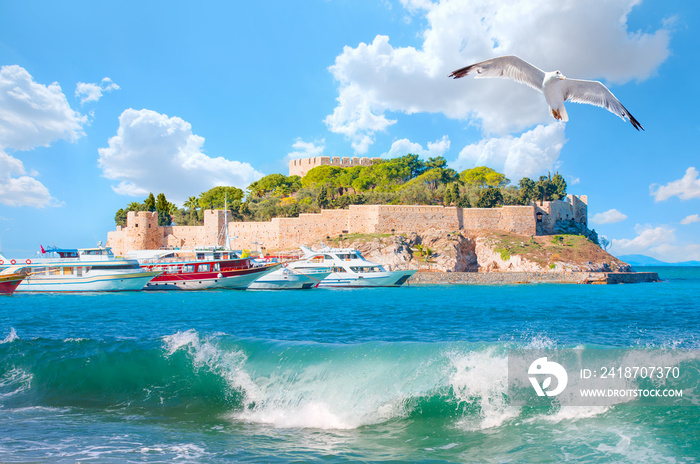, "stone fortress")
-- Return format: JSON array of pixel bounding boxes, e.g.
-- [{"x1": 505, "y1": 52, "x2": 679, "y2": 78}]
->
[
  {"x1": 107, "y1": 156, "x2": 588, "y2": 255},
  {"x1": 289, "y1": 156, "x2": 382, "y2": 177}
]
